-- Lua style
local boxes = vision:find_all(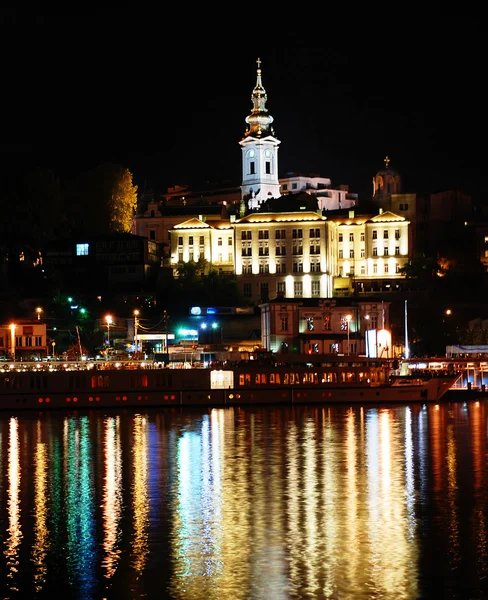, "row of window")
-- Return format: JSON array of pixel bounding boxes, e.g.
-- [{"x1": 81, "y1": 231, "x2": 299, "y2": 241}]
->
[
  {"x1": 240, "y1": 262, "x2": 401, "y2": 275},
  {"x1": 178, "y1": 236, "x2": 233, "y2": 246},
  {"x1": 242, "y1": 245, "x2": 321, "y2": 257},
  {"x1": 248, "y1": 160, "x2": 272, "y2": 175},
  {"x1": 177, "y1": 228, "x2": 402, "y2": 246},
  {"x1": 338, "y1": 230, "x2": 401, "y2": 242},
  {"x1": 238, "y1": 370, "x2": 374, "y2": 386},
  {"x1": 241, "y1": 229, "x2": 320, "y2": 240},
  {"x1": 178, "y1": 253, "x2": 232, "y2": 263},
  {"x1": 339, "y1": 247, "x2": 402, "y2": 258},
  {"x1": 0, "y1": 336, "x2": 44, "y2": 347},
  {"x1": 242, "y1": 281, "x2": 322, "y2": 299}
]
